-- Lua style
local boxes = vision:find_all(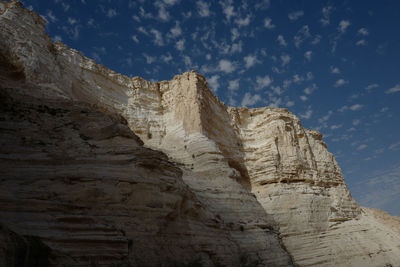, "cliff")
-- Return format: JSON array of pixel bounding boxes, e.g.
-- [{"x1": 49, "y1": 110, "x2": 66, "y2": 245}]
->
[{"x1": 1, "y1": 1, "x2": 400, "y2": 266}]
